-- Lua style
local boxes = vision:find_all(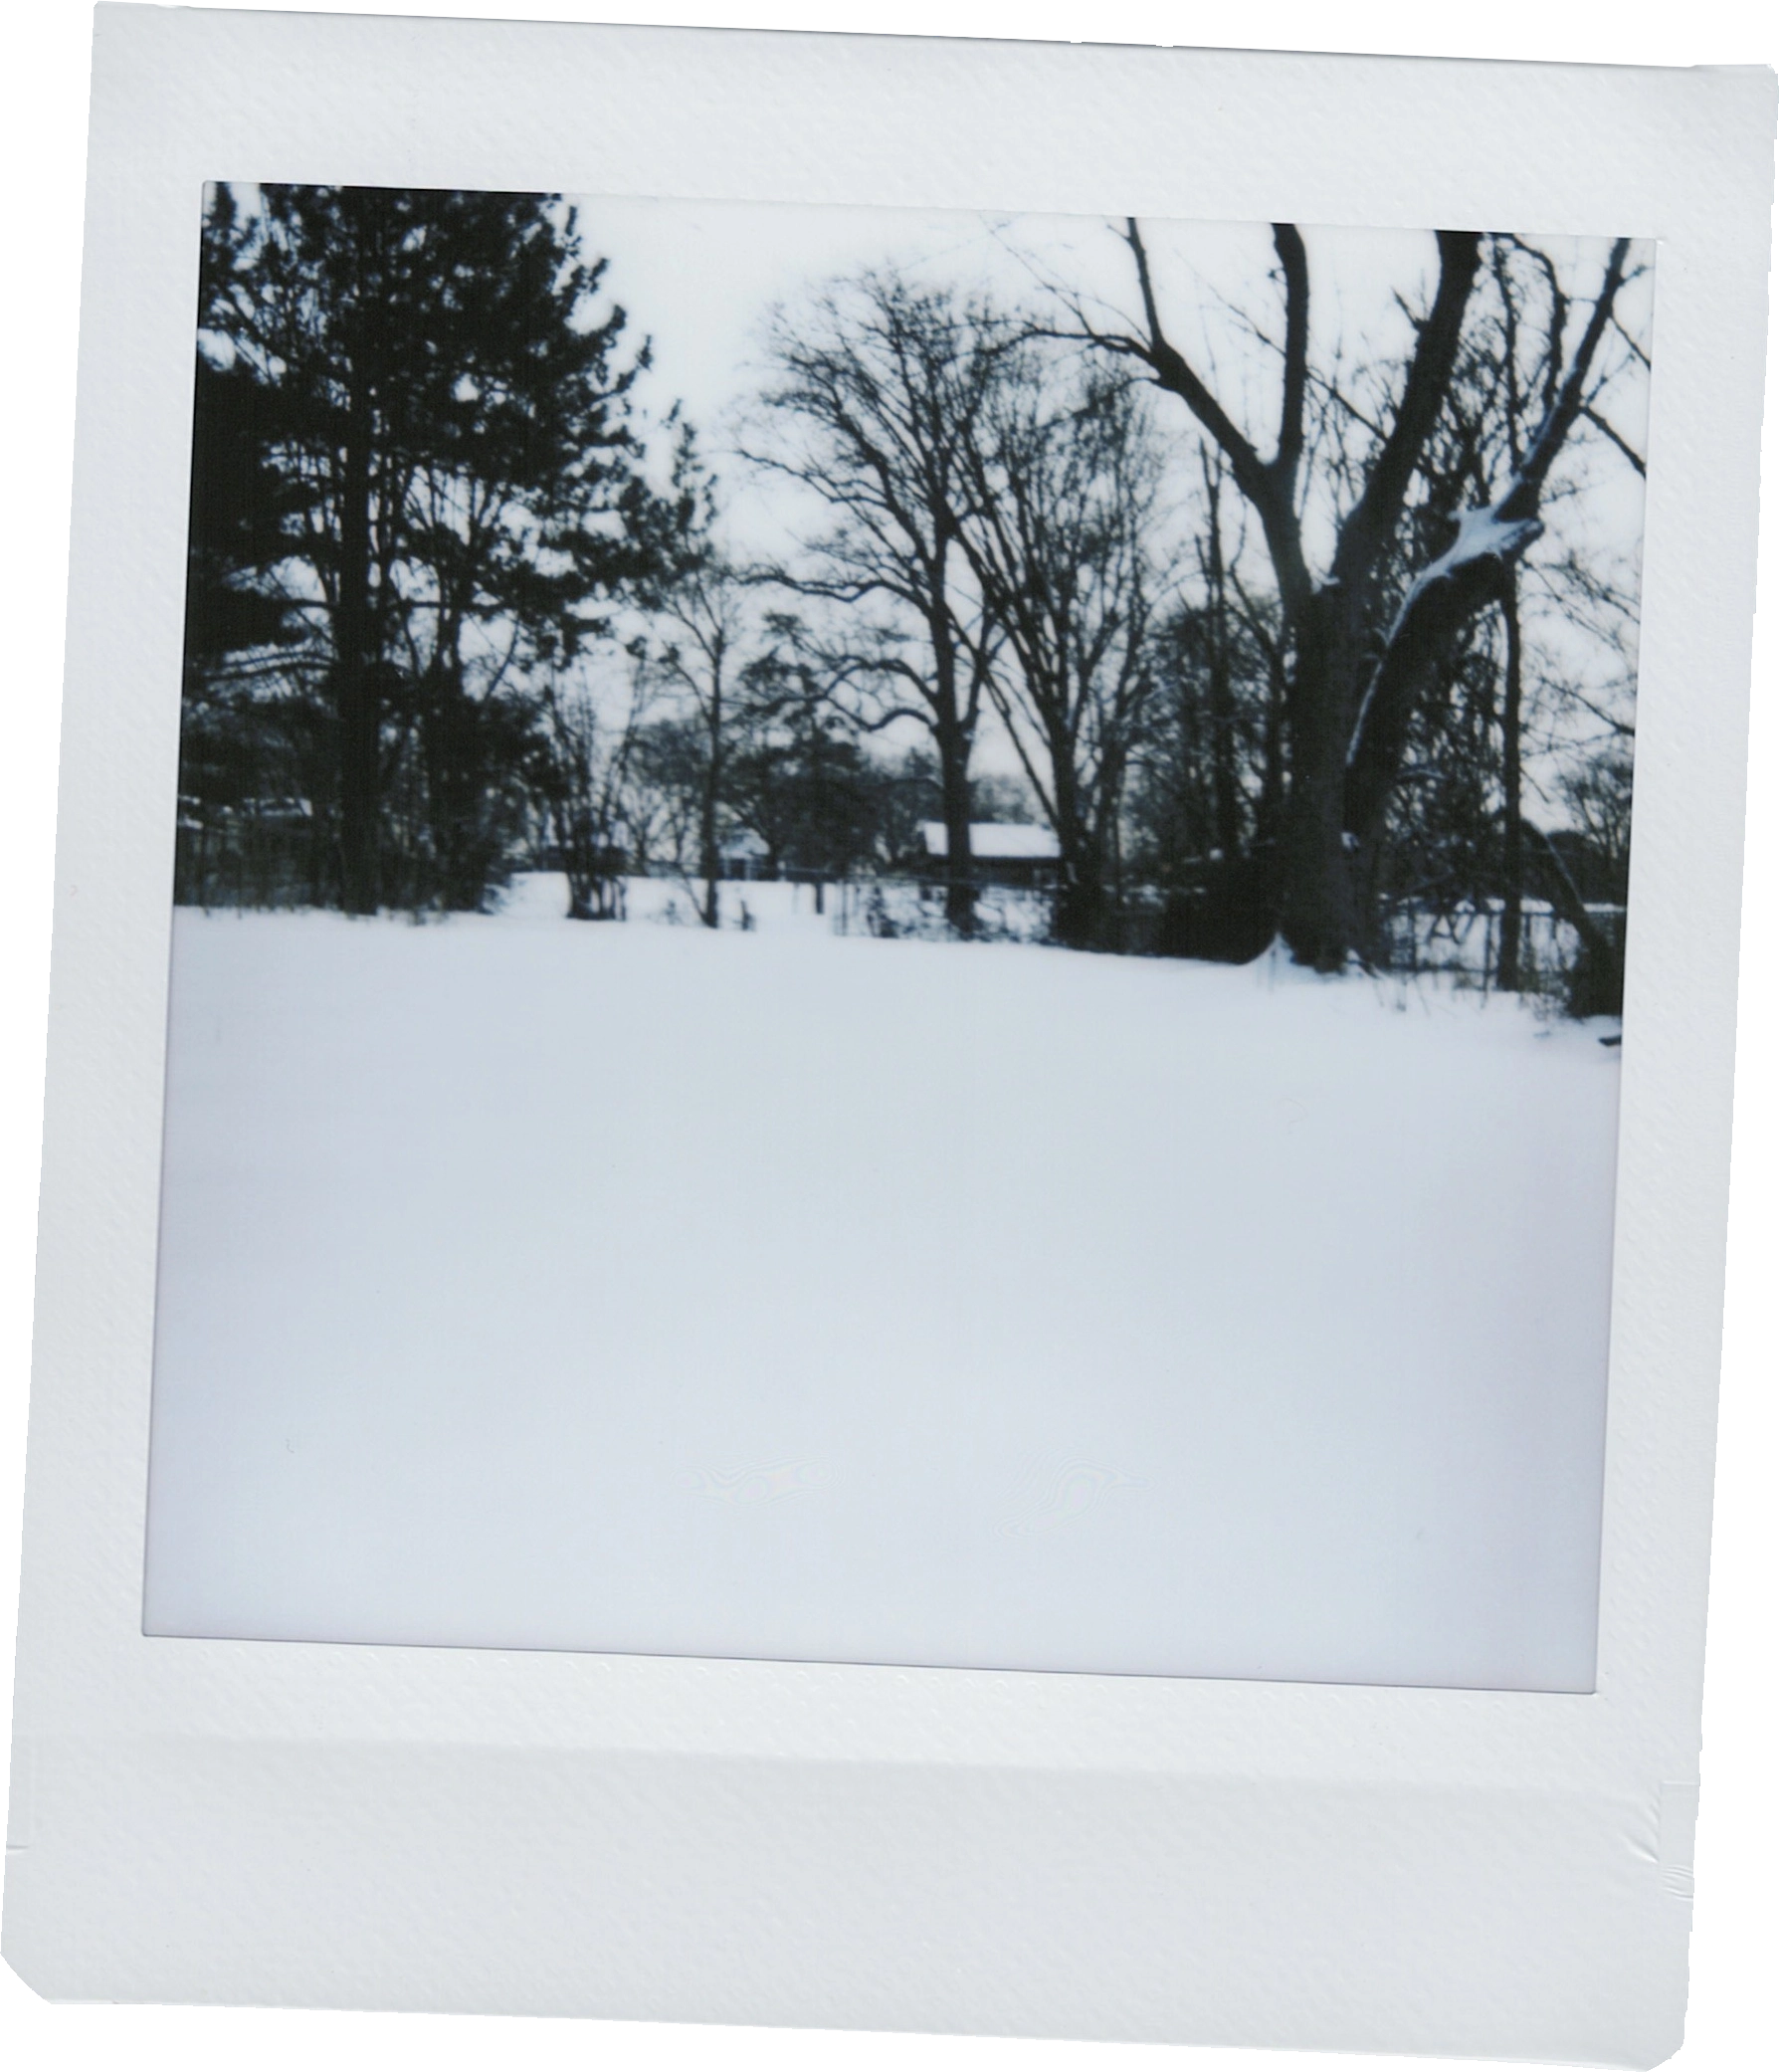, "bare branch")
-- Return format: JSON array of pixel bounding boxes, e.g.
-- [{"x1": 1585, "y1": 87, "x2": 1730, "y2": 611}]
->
[
  {"x1": 1119, "y1": 220, "x2": 1275, "y2": 516},
  {"x1": 1273, "y1": 224, "x2": 1309, "y2": 504},
  {"x1": 1505, "y1": 237, "x2": 1633, "y2": 516},
  {"x1": 1579, "y1": 402, "x2": 1647, "y2": 477},
  {"x1": 1611, "y1": 309, "x2": 1652, "y2": 370},
  {"x1": 1332, "y1": 231, "x2": 1483, "y2": 587}
]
